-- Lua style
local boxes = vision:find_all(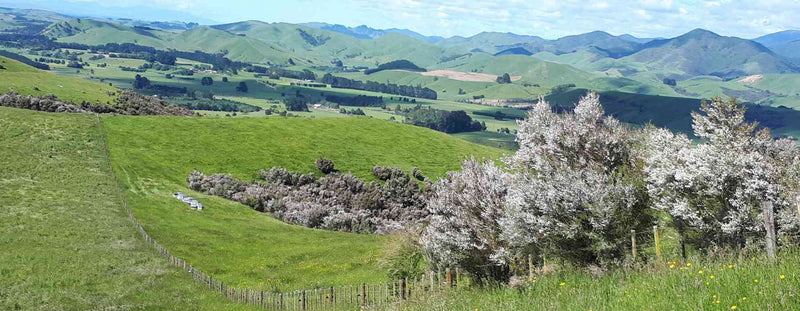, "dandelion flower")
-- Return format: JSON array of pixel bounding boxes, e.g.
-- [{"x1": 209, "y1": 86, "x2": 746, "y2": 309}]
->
[
  {"x1": 728, "y1": 265, "x2": 734, "y2": 269},
  {"x1": 705, "y1": 281, "x2": 710, "y2": 285},
  {"x1": 687, "y1": 263, "x2": 692, "y2": 267},
  {"x1": 731, "y1": 306, "x2": 738, "y2": 310},
  {"x1": 742, "y1": 297, "x2": 747, "y2": 301},
  {"x1": 710, "y1": 275, "x2": 715, "y2": 279},
  {"x1": 780, "y1": 274, "x2": 786, "y2": 280},
  {"x1": 698, "y1": 270, "x2": 704, "y2": 274},
  {"x1": 714, "y1": 300, "x2": 721, "y2": 304},
  {"x1": 559, "y1": 282, "x2": 566, "y2": 286},
  {"x1": 713, "y1": 295, "x2": 717, "y2": 299},
  {"x1": 669, "y1": 264, "x2": 675, "y2": 269},
  {"x1": 753, "y1": 279, "x2": 759, "y2": 283}
]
